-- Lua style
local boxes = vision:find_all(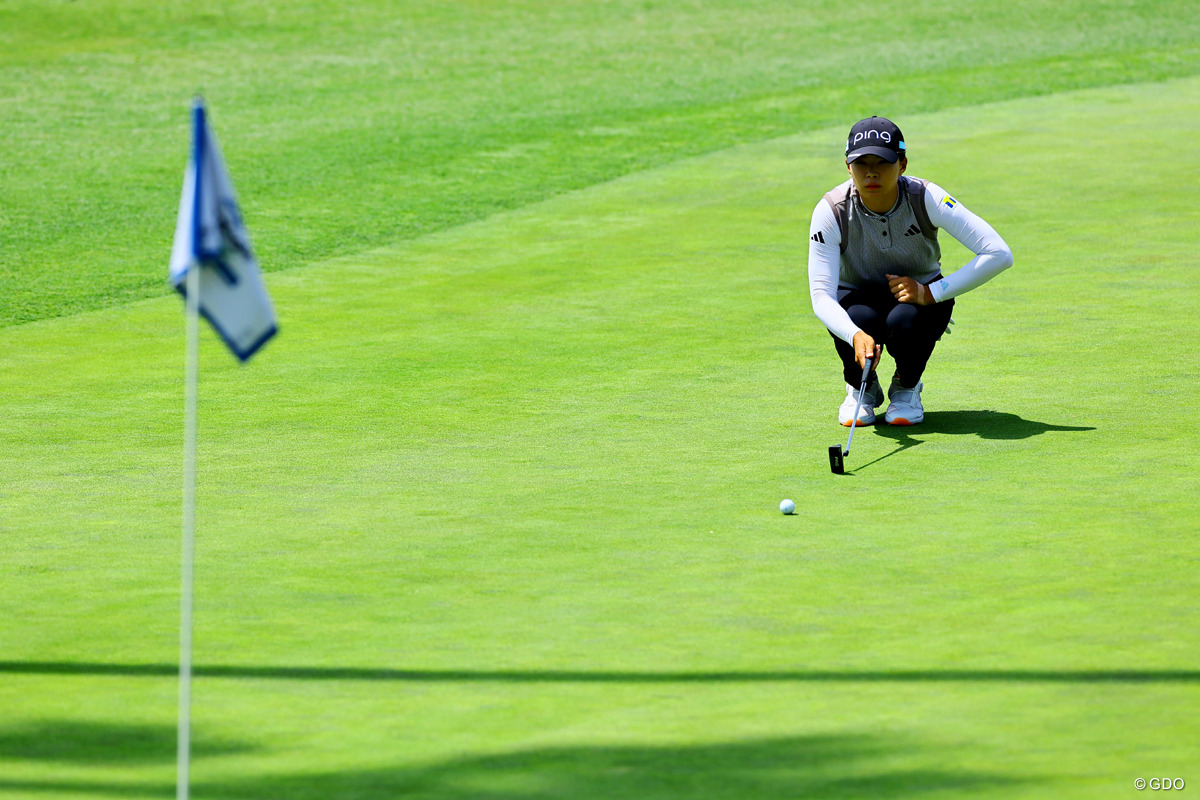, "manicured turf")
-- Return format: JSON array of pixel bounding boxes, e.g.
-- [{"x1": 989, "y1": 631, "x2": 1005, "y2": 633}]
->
[
  {"x1": 2, "y1": 1, "x2": 1198, "y2": 798},
  {"x1": 3, "y1": 0, "x2": 1198, "y2": 325}
]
